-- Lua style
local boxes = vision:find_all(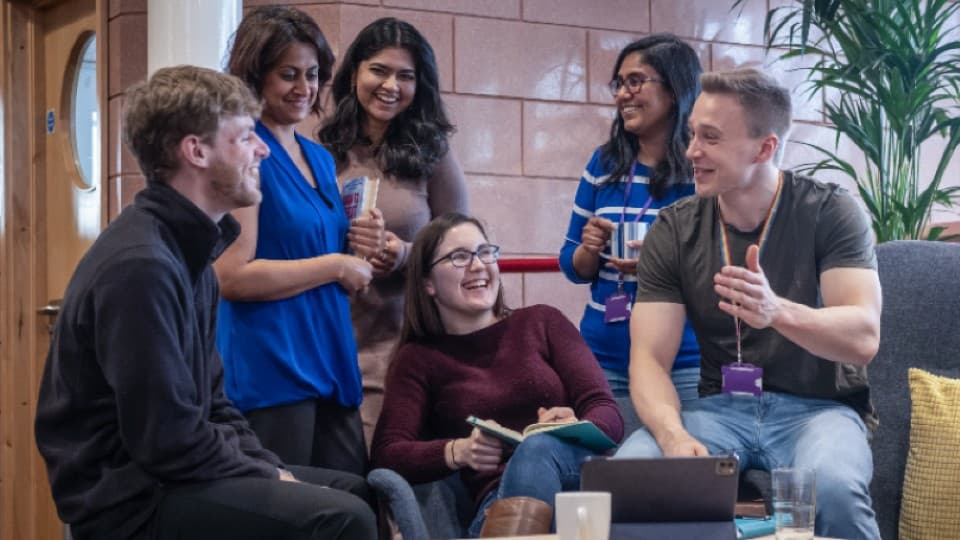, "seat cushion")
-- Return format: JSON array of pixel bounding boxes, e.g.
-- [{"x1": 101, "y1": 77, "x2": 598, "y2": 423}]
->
[{"x1": 898, "y1": 368, "x2": 960, "y2": 540}]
